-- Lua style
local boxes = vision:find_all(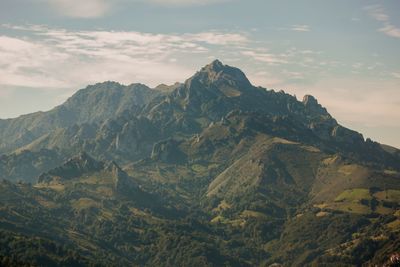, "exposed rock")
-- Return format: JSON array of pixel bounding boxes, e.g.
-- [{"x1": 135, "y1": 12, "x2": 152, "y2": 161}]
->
[
  {"x1": 151, "y1": 139, "x2": 187, "y2": 164},
  {"x1": 106, "y1": 161, "x2": 138, "y2": 195},
  {"x1": 331, "y1": 125, "x2": 364, "y2": 144},
  {"x1": 38, "y1": 152, "x2": 103, "y2": 183},
  {"x1": 302, "y1": 94, "x2": 329, "y2": 116}
]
